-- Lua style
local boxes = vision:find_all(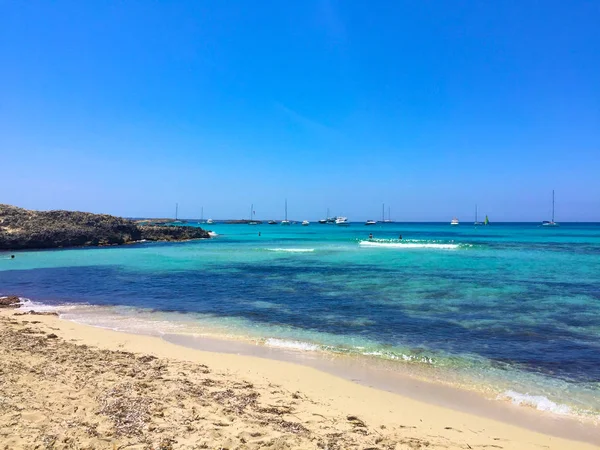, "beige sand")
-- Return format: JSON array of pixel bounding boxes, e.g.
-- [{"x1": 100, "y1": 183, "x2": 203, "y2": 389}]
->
[{"x1": 0, "y1": 310, "x2": 596, "y2": 450}]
